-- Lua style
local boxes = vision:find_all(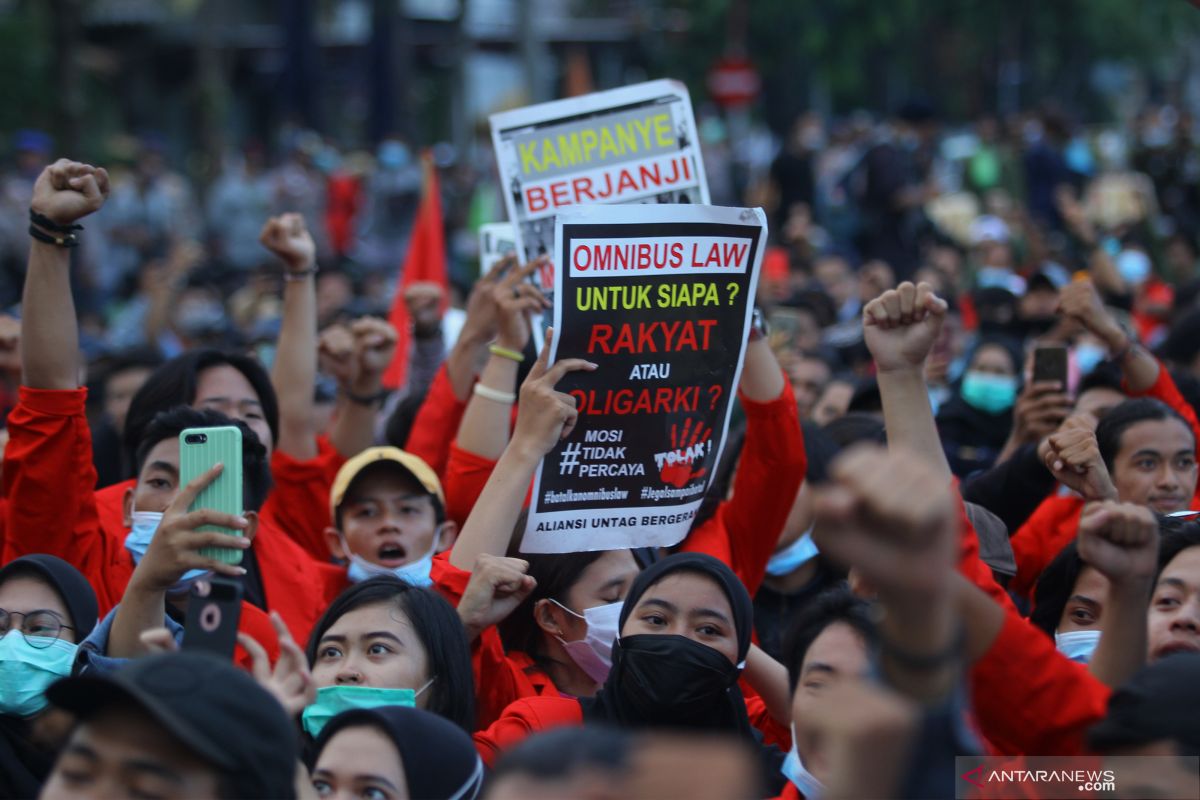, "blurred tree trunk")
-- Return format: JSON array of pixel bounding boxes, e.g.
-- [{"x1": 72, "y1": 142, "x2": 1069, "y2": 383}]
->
[
  {"x1": 196, "y1": 0, "x2": 230, "y2": 188},
  {"x1": 49, "y1": 0, "x2": 83, "y2": 155}
]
